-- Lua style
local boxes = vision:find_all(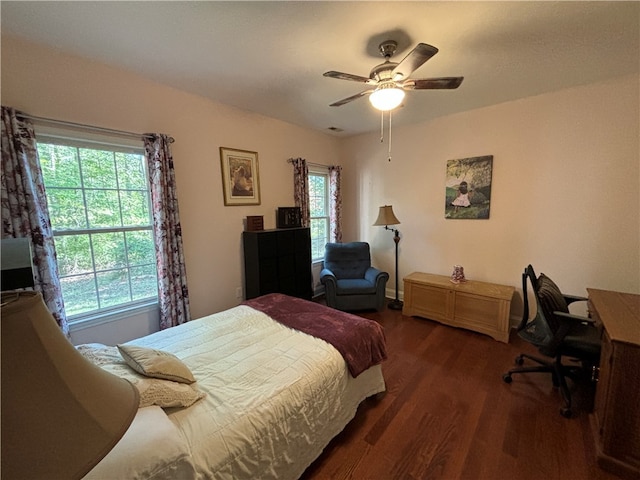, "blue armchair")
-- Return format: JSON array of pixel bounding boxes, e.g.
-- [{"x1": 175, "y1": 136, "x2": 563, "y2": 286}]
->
[{"x1": 320, "y1": 242, "x2": 389, "y2": 312}]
